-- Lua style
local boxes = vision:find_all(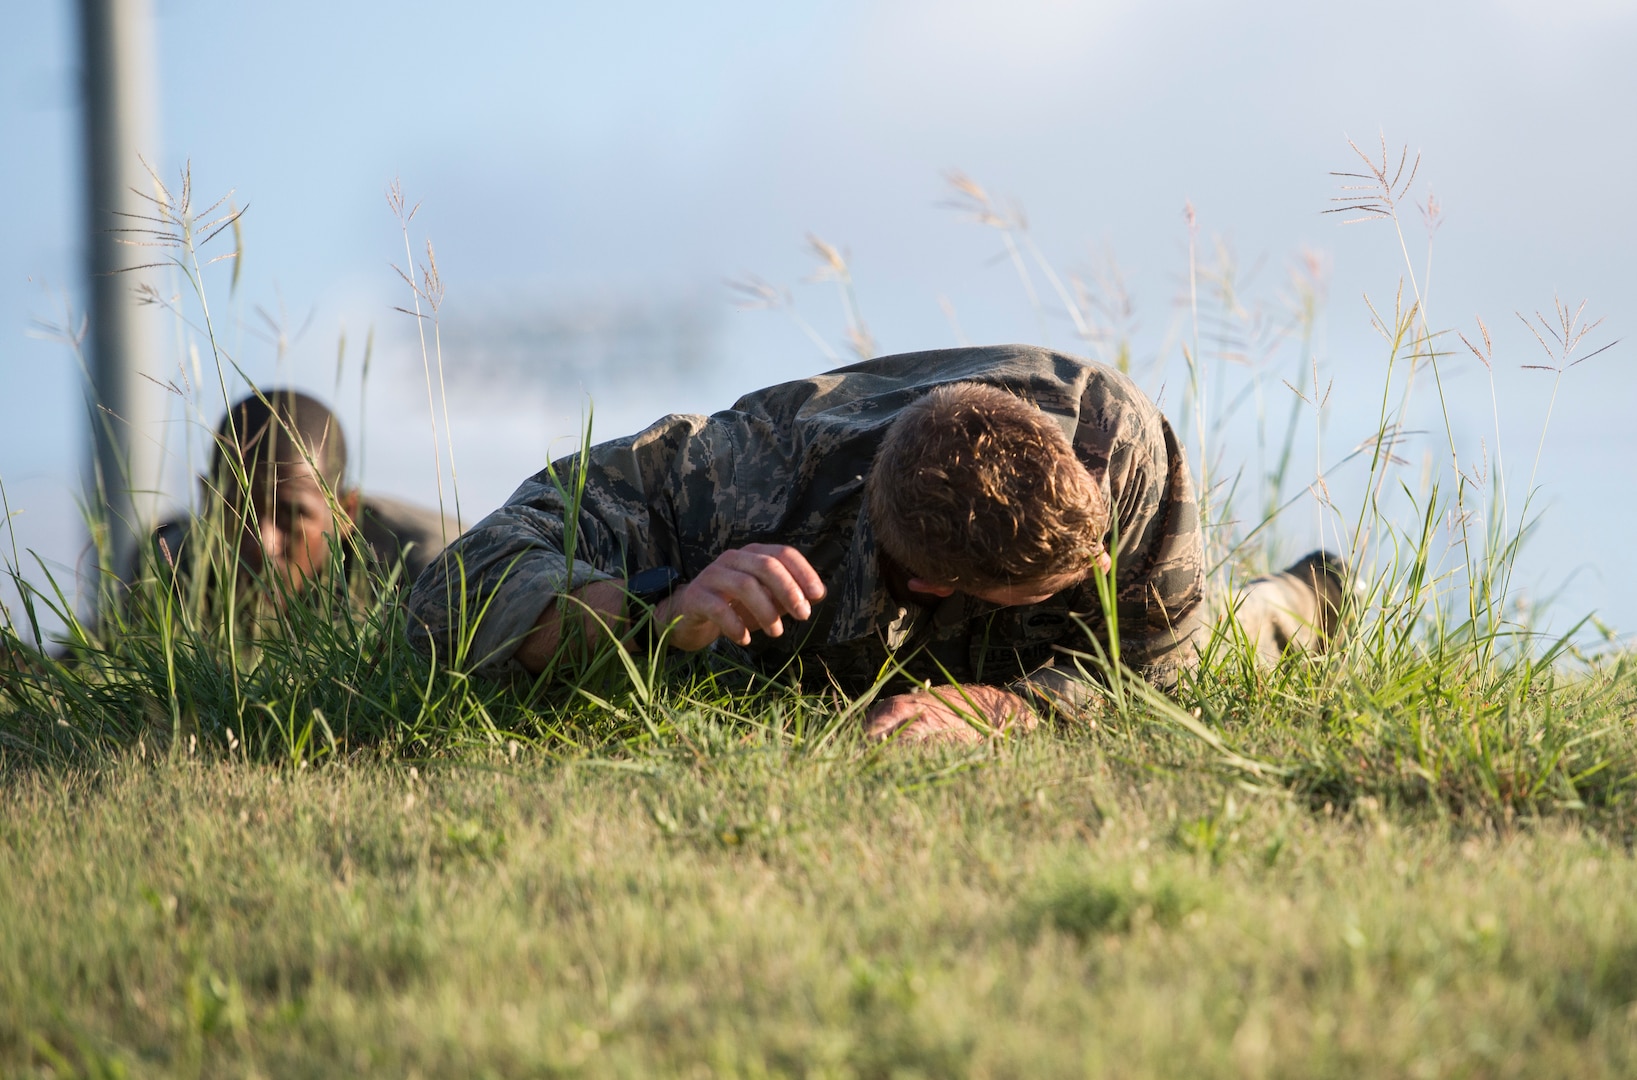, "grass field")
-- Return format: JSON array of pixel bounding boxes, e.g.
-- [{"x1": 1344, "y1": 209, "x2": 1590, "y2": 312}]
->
[
  {"x1": 6, "y1": 701, "x2": 1637, "y2": 1079},
  {"x1": 5, "y1": 148, "x2": 1634, "y2": 1076}
]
